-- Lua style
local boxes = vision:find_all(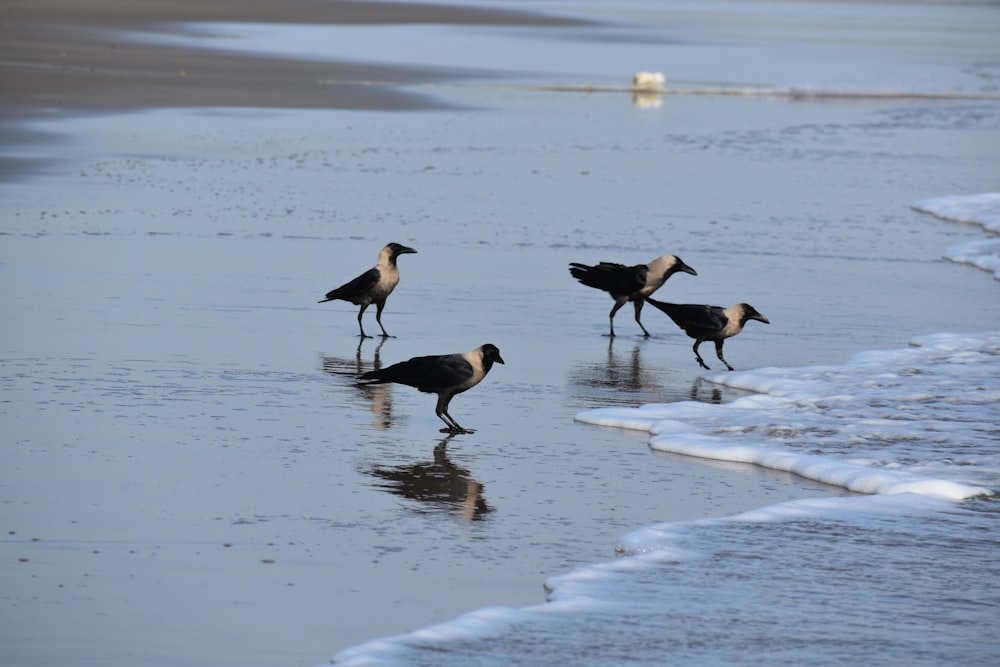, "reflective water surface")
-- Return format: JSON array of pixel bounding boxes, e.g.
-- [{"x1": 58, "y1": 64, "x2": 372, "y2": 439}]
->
[{"x1": 2, "y1": 1, "x2": 999, "y2": 665}]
